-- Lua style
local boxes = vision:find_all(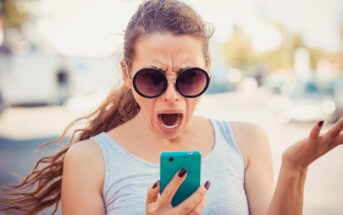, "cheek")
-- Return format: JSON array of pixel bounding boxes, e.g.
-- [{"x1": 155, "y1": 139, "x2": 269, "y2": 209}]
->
[
  {"x1": 132, "y1": 91, "x2": 155, "y2": 117},
  {"x1": 185, "y1": 97, "x2": 201, "y2": 116}
]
